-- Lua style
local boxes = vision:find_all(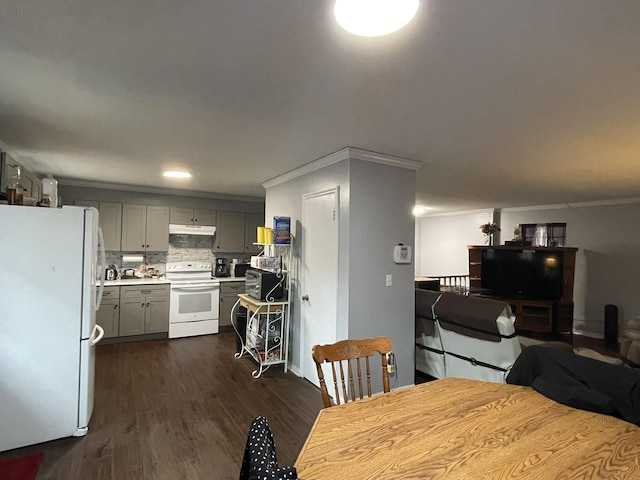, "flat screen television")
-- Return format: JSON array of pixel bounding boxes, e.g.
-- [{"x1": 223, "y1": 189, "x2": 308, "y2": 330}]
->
[{"x1": 481, "y1": 249, "x2": 563, "y2": 300}]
